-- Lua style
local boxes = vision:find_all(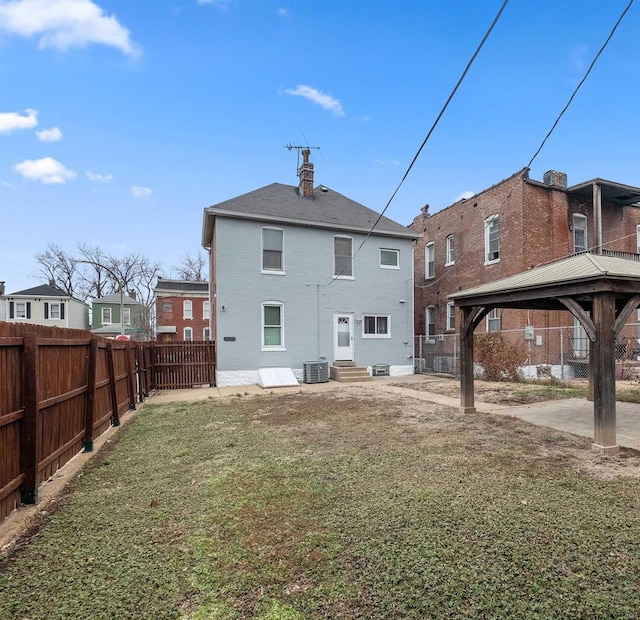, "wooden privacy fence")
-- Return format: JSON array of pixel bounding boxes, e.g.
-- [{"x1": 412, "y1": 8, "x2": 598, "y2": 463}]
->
[{"x1": 0, "y1": 324, "x2": 216, "y2": 526}]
